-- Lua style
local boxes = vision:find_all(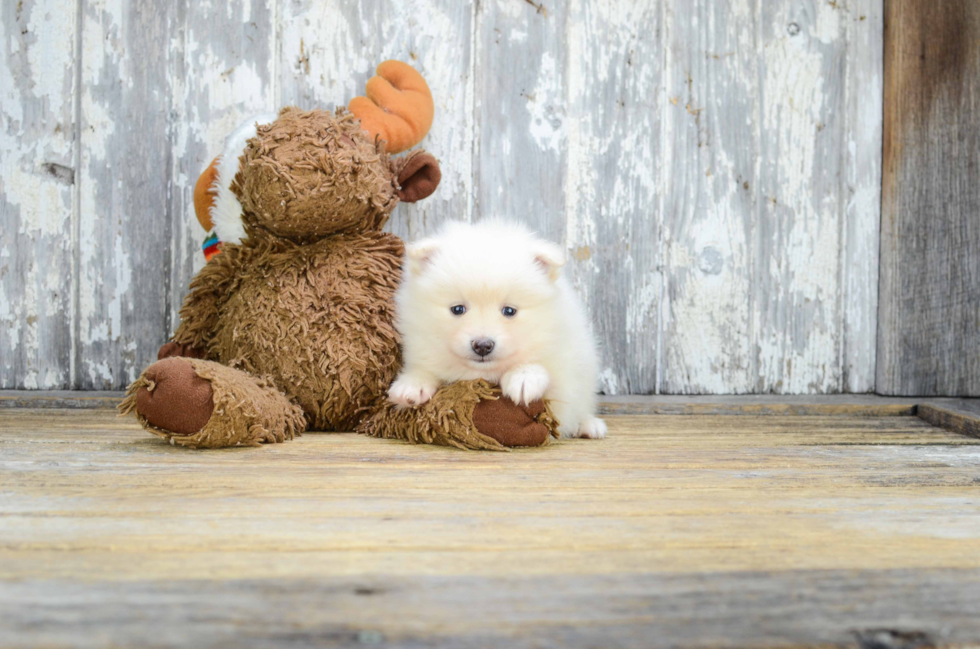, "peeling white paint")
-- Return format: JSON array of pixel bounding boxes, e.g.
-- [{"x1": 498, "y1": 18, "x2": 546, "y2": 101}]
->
[
  {"x1": 107, "y1": 230, "x2": 132, "y2": 341},
  {"x1": 1, "y1": 0, "x2": 884, "y2": 394},
  {"x1": 86, "y1": 359, "x2": 113, "y2": 384},
  {"x1": 626, "y1": 277, "x2": 661, "y2": 346},
  {"x1": 1, "y1": 0, "x2": 77, "y2": 388},
  {"x1": 526, "y1": 52, "x2": 565, "y2": 153},
  {"x1": 566, "y1": 0, "x2": 662, "y2": 394},
  {"x1": 26, "y1": 4, "x2": 74, "y2": 114},
  {"x1": 659, "y1": 0, "x2": 758, "y2": 388},
  {"x1": 812, "y1": 1, "x2": 842, "y2": 44},
  {"x1": 0, "y1": 279, "x2": 18, "y2": 352},
  {"x1": 839, "y1": 0, "x2": 882, "y2": 393},
  {"x1": 598, "y1": 367, "x2": 621, "y2": 396},
  {"x1": 753, "y1": 4, "x2": 845, "y2": 393}
]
